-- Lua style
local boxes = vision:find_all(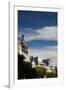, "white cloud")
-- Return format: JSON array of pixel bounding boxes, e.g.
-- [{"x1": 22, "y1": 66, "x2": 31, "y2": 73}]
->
[
  {"x1": 28, "y1": 46, "x2": 57, "y2": 66},
  {"x1": 22, "y1": 26, "x2": 57, "y2": 41},
  {"x1": 44, "y1": 46, "x2": 57, "y2": 51},
  {"x1": 18, "y1": 26, "x2": 57, "y2": 66},
  {"x1": 28, "y1": 46, "x2": 57, "y2": 58}
]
